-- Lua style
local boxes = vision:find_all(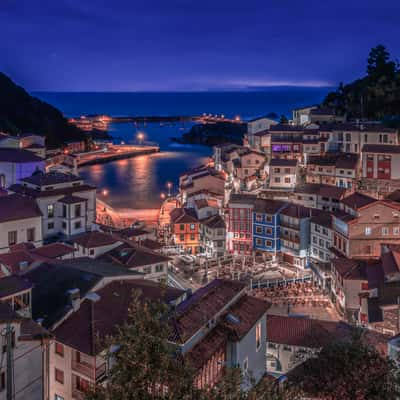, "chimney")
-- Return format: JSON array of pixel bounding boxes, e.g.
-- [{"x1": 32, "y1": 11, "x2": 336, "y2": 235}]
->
[
  {"x1": 67, "y1": 288, "x2": 81, "y2": 312},
  {"x1": 18, "y1": 261, "x2": 29, "y2": 273}
]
